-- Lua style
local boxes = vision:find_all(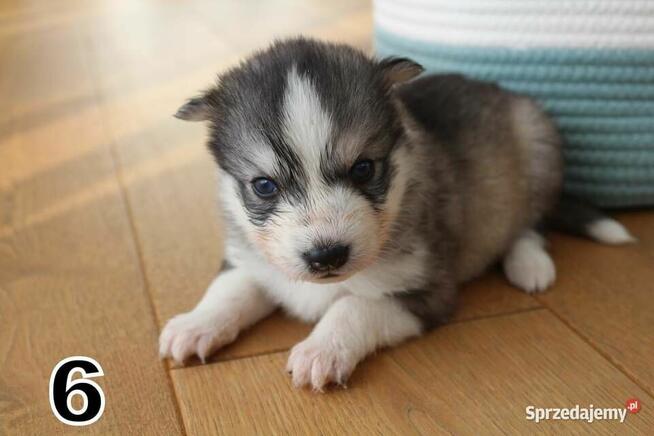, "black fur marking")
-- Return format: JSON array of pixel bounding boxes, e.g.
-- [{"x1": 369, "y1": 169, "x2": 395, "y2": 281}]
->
[
  {"x1": 317, "y1": 156, "x2": 394, "y2": 208},
  {"x1": 236, "y1": 179, "x2": 280, "y2": 226},
  {"x1": 397, "y1": 74, "x2": 505, "y2": 146},
  {"x1": 360, "y1": 158, "x2": 394, "y2": 208},
  {"x1": 288, "y1": 41, "x2": 398, "y2": 138},
  {"x1": 319, "y1": 123, "x2": 403, "y2": 208},
  {"x1": 546, "y1": 194, "x2": 608, "y2": 238},
  {"x1": 220, "y1": 258, "x2": 233, "y2": 272},
  {"x1": 394, "y1": 286, "x2": 457, "y2": 331},
  {"x1": 261, "y1": 128, "x2": 308, "y2": 203}
]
